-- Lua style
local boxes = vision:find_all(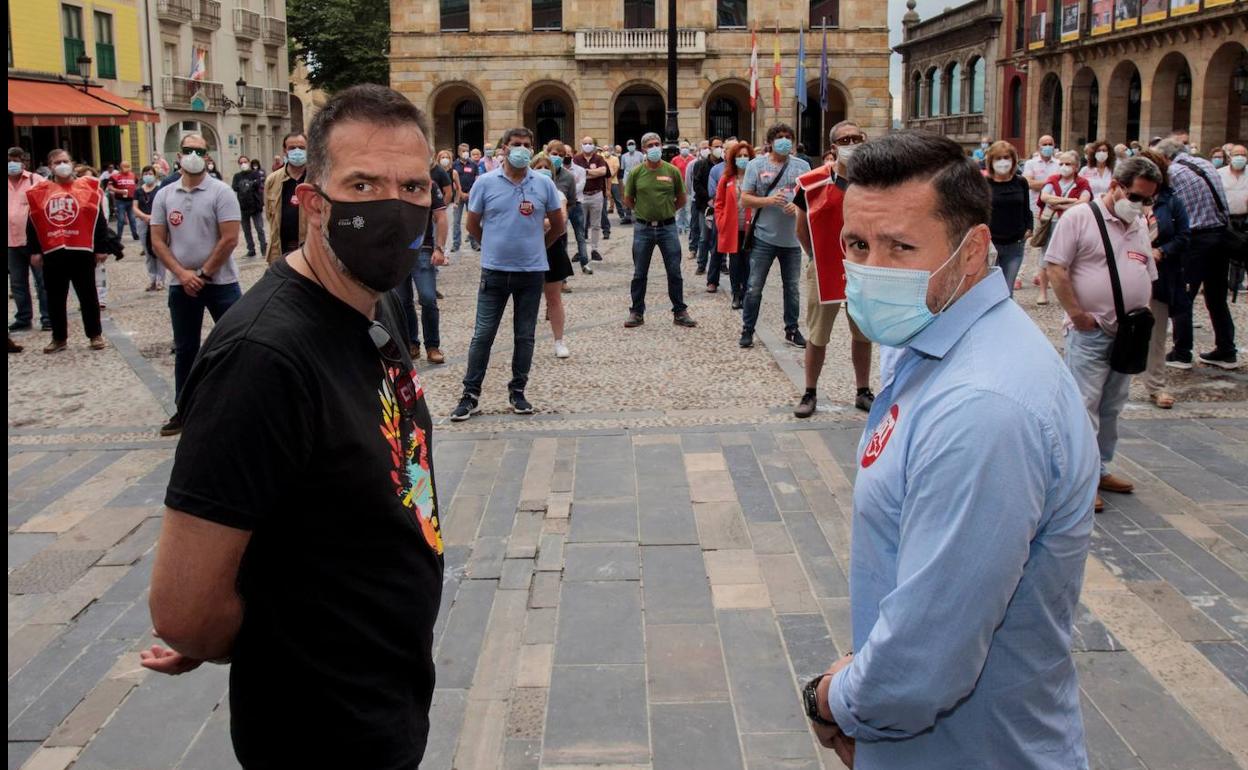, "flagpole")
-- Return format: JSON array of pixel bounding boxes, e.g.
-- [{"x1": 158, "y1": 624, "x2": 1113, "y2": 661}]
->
[
  {"x1": 795, "y1": 22, "x2": 802, "y2": 150},
  {"x1": 819, "y1": 17, "x2": 826, "y2": 156}
]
